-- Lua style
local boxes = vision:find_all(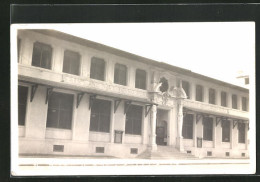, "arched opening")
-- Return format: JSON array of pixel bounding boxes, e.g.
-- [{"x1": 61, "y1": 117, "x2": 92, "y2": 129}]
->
[{"x1": 159, "y1": 77, "x2": 169, "y2": 93}]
